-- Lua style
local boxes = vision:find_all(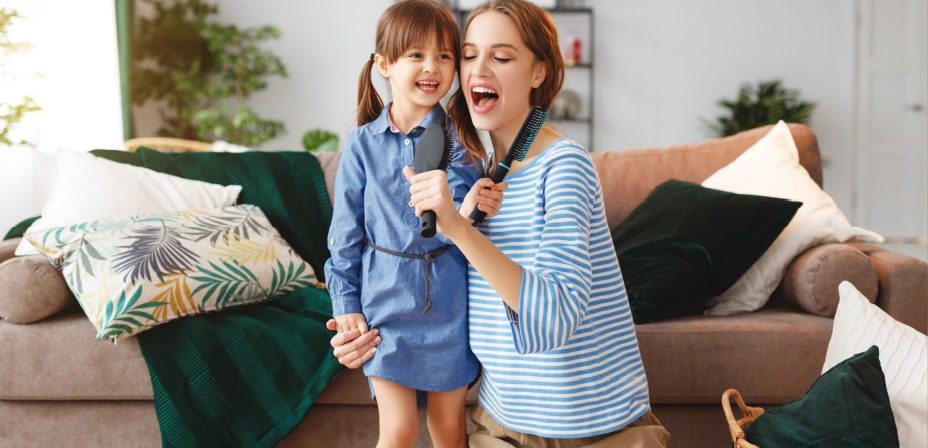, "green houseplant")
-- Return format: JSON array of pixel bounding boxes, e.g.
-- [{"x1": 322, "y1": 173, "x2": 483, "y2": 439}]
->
[
  {"x1": 132, "y1": 0, "x2": 287, "y2": 147},
  {"x1": 302, "y1": 129, "x2": 339, "y2": 153},
  {"x1": 0, "y1": 8, "x2": 41, "y2": 147},
  {"x1": 704, "y1": 79, "x2": 816, "y2": 138}
]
